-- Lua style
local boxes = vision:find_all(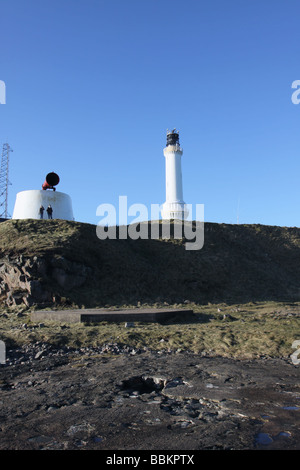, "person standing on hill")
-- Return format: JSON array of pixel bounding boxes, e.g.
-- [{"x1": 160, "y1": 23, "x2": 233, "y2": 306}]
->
[
  {"x1": 39, "y1": 205, "x2": 45, "y2": 219},
  {"x1": 47, "y1": 205, "x2": 53, "y2": 219}
]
